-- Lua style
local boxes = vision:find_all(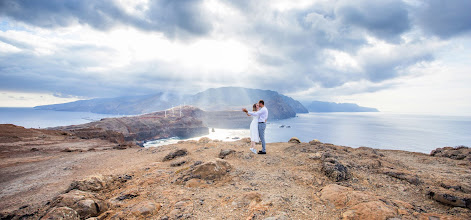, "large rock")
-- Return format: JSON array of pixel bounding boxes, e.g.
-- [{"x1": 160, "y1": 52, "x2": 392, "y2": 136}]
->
[
  {"x1": 428, "y1": 190, "x2": 471, "y2": 209},
  {"x1": 68, "y1": 175, "x2": 115, "y2": 192},
  {"x1": 431, "y1": 146, "x2": 471, "y2": 161},
  {"x1": 321, "y1": 158, "x2": 350, "y2": 181},
  {"x1": 163, "y1": 149, "x2": 188, "y2": 161},
  {"x1": 41, "y1": 207, "x2": 80, "y2": 220},
  {"x1": 288, "y1": 137, "x2": 301, "y2": 144},
  {"x1": 53, "y1": 190, "x2": 108, "y2": 219},
  {"x1": 192, "y1": 159, "x2": 232, "y2": 180},
  {"x1": 175, "y1": 159, "x2": 232, "y2": 184}
]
